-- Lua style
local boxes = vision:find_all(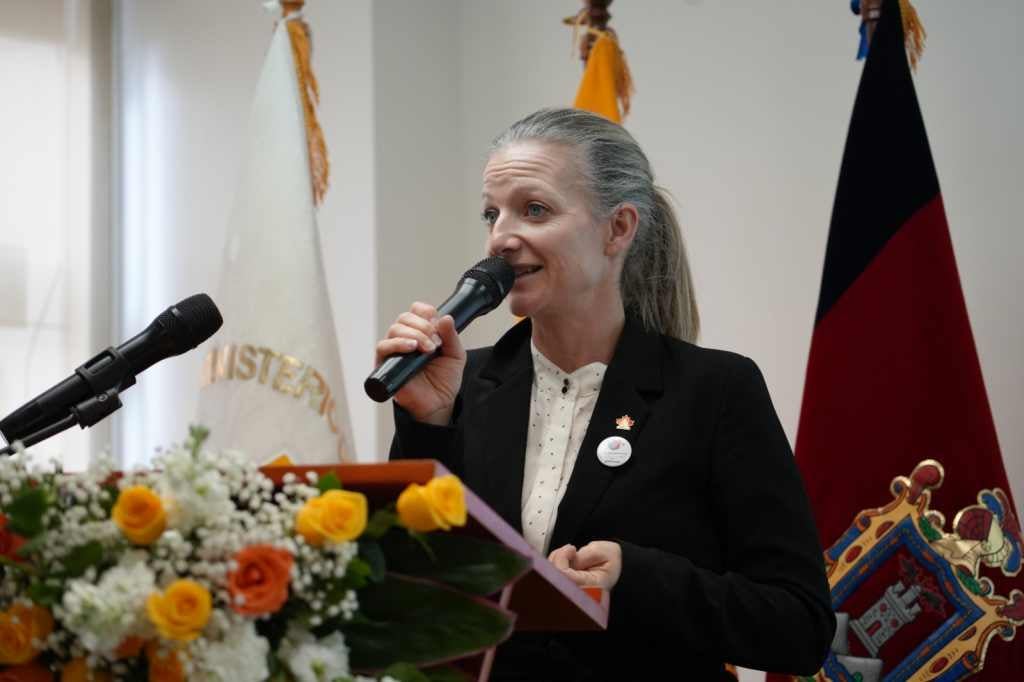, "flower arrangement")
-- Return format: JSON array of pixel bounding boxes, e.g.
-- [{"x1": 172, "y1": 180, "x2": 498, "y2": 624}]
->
[{"x1": 0, "y1": 428, "x2": 529, "y2": 681}]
